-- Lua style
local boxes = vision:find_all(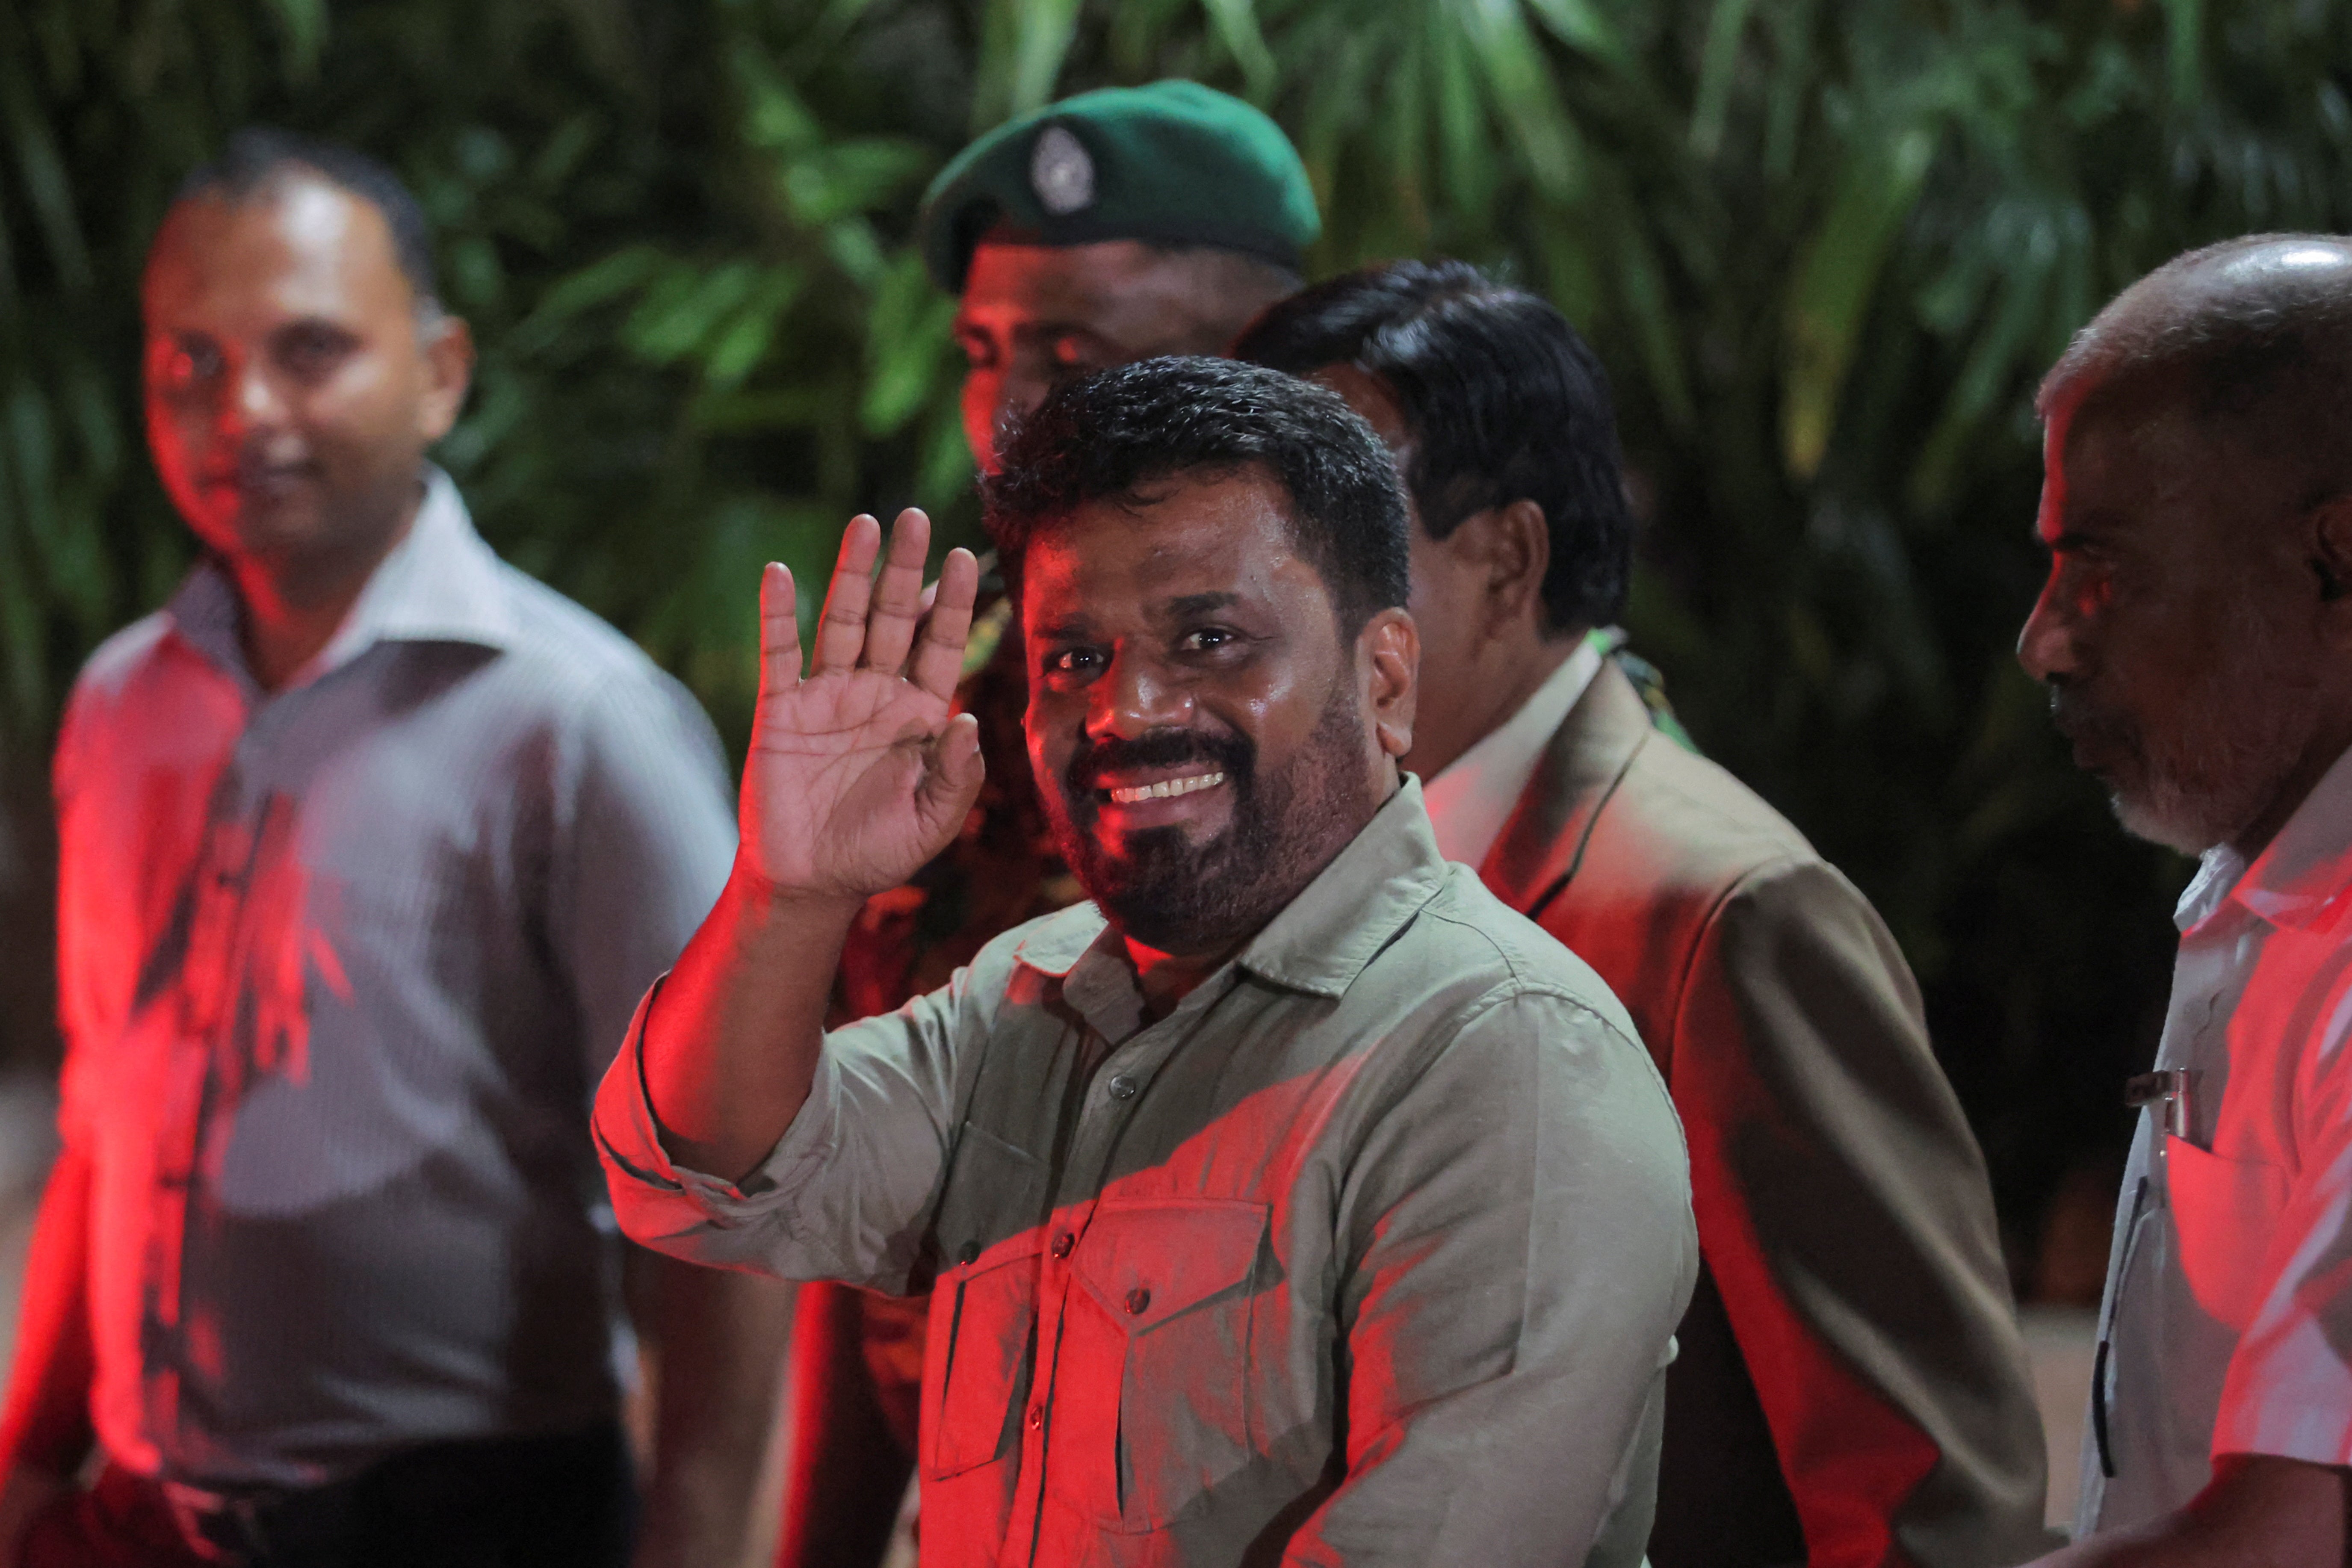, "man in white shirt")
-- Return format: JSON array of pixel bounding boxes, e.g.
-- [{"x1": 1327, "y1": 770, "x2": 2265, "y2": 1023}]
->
[
  {"x1": 1239, "y1": 261, "x2": 2052, "y2": 1568},
  {"x1": 2017, "y1": 235, "x2": 2352, "y2": 1566},
  {"x1": 0, "y1": 128, "x2": 789, "y2": 1568}
]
